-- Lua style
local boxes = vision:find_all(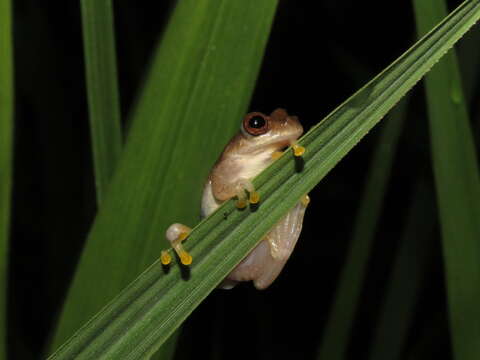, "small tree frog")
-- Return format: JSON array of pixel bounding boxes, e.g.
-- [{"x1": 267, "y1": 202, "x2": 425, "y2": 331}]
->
[{"x1": 161, "y1": 108, "x2": 309, "y2": 289}]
